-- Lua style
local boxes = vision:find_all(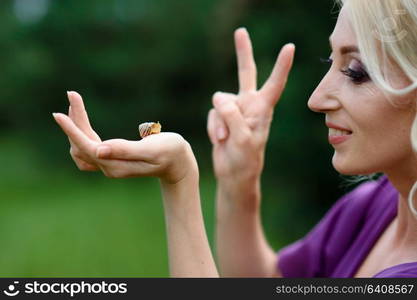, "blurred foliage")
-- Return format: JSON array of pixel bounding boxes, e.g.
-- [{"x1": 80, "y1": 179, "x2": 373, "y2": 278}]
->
[{"x1": 0, "y1": 0, "x2": 361, "y2": 276}]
